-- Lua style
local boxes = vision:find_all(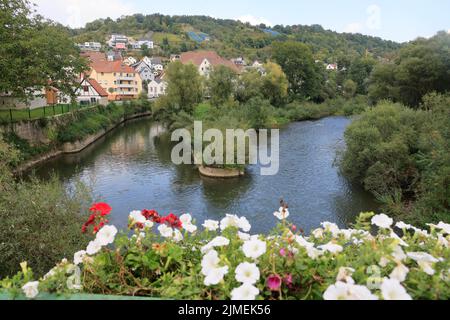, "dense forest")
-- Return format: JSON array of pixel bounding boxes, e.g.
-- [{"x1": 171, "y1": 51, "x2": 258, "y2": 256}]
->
[{"x1": 69, "y1": 13, "x2": 402, "y2": 61}]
